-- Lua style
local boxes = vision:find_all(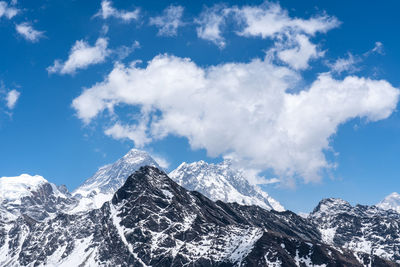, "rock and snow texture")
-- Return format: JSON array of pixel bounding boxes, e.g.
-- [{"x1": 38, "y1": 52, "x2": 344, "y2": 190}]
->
[
  {"x1": 377, "y1": 192, "x2": 400, "y2": 213},
  {"x1": 0, "y1": 174, "x2": 76, "y2": 221},
  {"x1": 71, "y1": 148, "x2": 160, "y2": 212},
  {"x1": 0, "y1": 166, "x2": 385, "y2": 266},
  {"x1": 169, "y1": 160, "x2": 284, "y2": 211},
  {"x1": 309, "y1": 198, "x2": 400, "y2": 264}
]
